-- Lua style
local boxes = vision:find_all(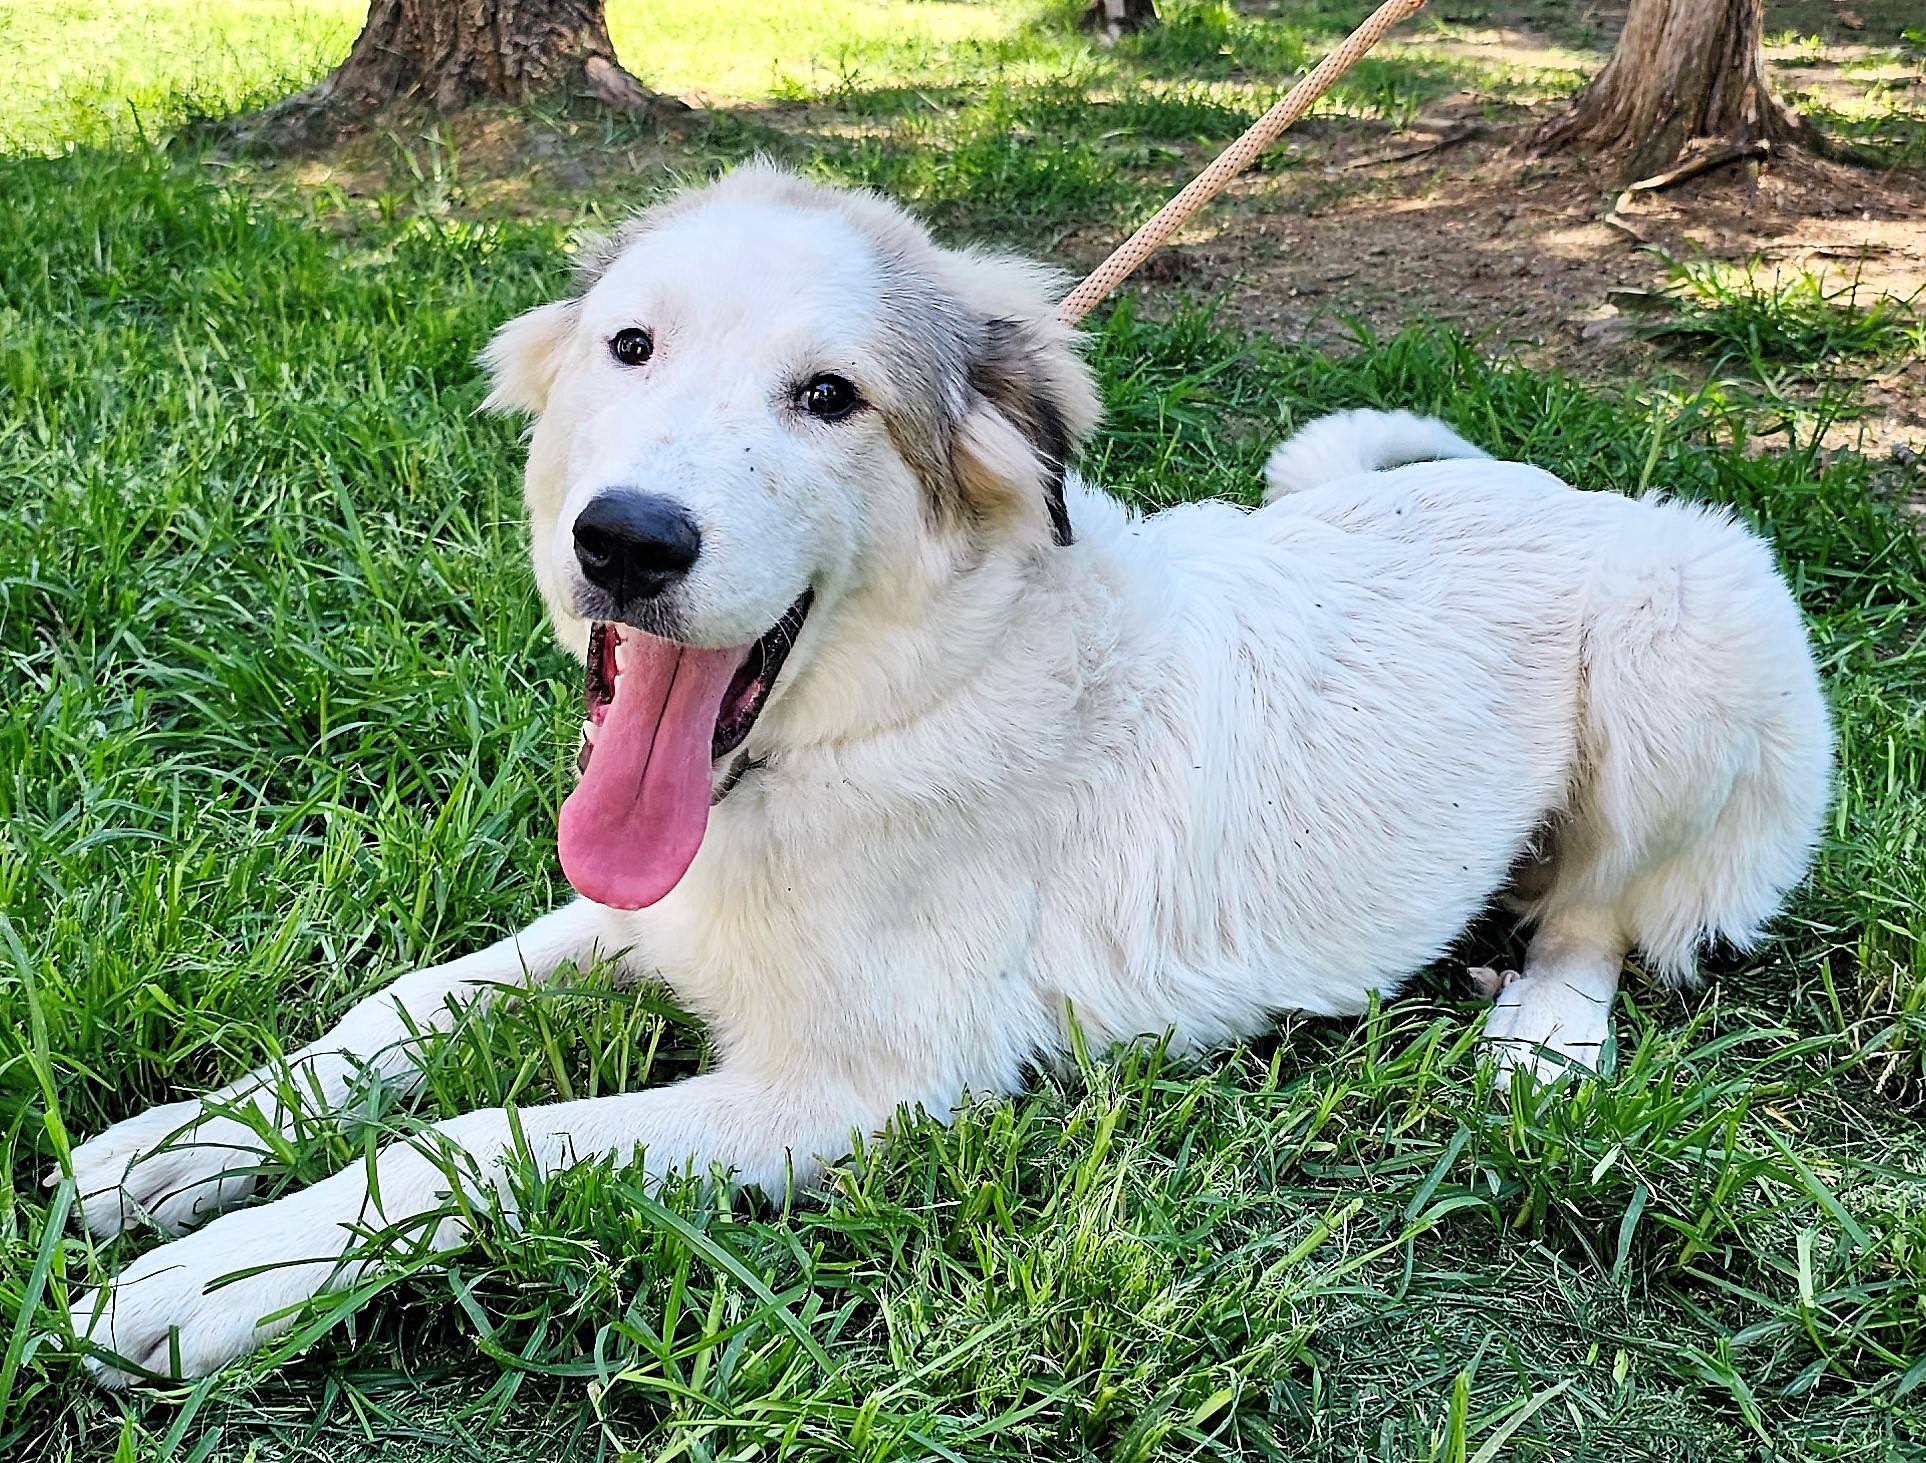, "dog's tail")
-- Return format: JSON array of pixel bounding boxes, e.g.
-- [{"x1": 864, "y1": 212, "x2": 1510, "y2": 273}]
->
[{"x1": 1262, "y1": 408, "x2": 1491, "y2": 503}]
